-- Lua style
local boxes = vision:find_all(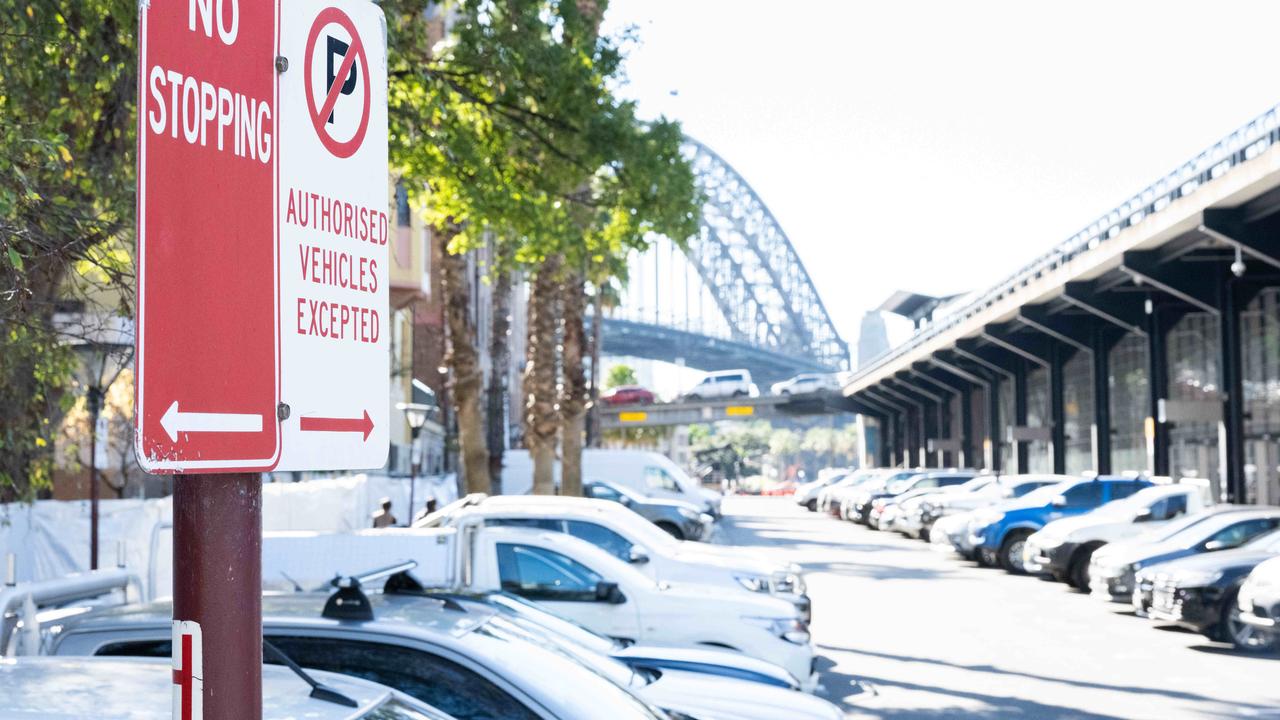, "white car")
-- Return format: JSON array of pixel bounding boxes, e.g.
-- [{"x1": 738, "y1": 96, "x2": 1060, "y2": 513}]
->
[
  {"x1": 0, "y1": 656, "x2": 454, "y2": 720},
  {"x1": 770, "y1": 373, "x2": 841, "y2": 396},
  {"x1": 1024, "y1": 483, "x2": 1213, "y2": 588},
  {"x1": 469, "y1": 526, "x2": 817, "y2": 689},
  {"x1": 927, "y1": 474, "x2": 1072, "y2": 556},
  {"x1": 503, "y1": 448, "x2": 723, "y2": 517},
  {"x1": 419, "y1": 494, "x2": 809, "y2": 618},
  {"x1": 795, "y1": 471, "x2": 851, "y2": 511},
  {"x1": 682, "y1": 369, "x2": 754, "y2": 400}
]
